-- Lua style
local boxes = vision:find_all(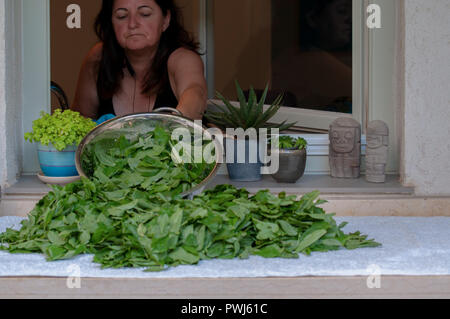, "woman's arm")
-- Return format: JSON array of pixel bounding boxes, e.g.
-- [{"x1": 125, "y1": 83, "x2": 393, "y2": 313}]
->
[
  {"x1": 167, "y1": 48, "x2": 207, "y2": 120},
  {"x1": 71, "y1": 43, "x2": 103, "y2": 119}
]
